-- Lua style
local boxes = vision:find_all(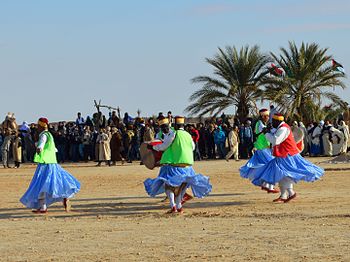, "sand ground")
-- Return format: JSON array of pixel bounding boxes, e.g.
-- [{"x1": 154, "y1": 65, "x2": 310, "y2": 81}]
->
[{"x1": 0, "y1": 158, "x2": 349, "y2": 262}]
